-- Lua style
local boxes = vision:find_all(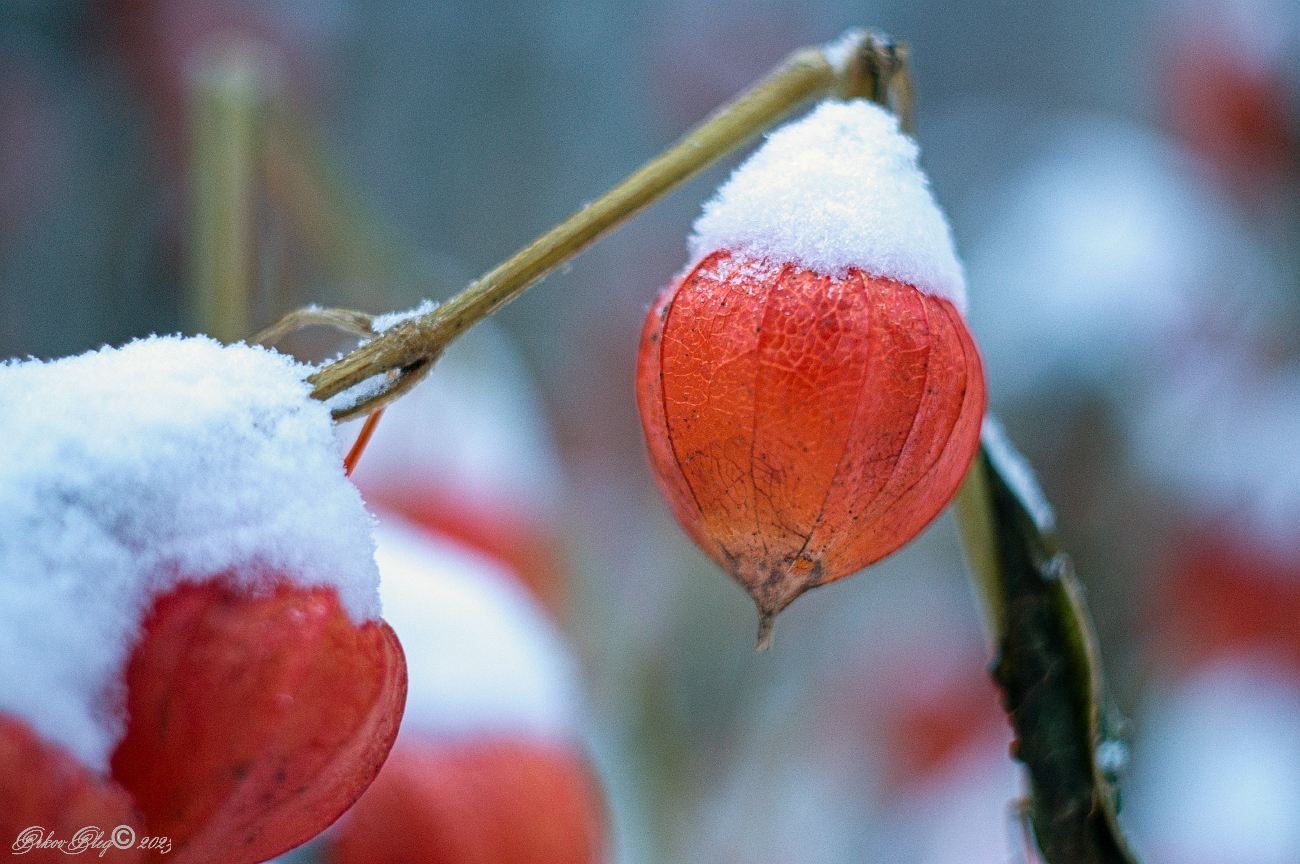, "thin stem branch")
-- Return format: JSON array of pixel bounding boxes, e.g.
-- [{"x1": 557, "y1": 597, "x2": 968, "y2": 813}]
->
[
  {"x1": 250, "y1": 306, "x2": 376, "y2": 346},
  {"x1": 262, "y1": 104, "x2": 410, "y2": 303},
  {"x1": 343, "y1": 407, "x2": 386, "y2": 476},
  {"x1": 300, "y1": 28, "x2": 908, "y2": 420}
]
